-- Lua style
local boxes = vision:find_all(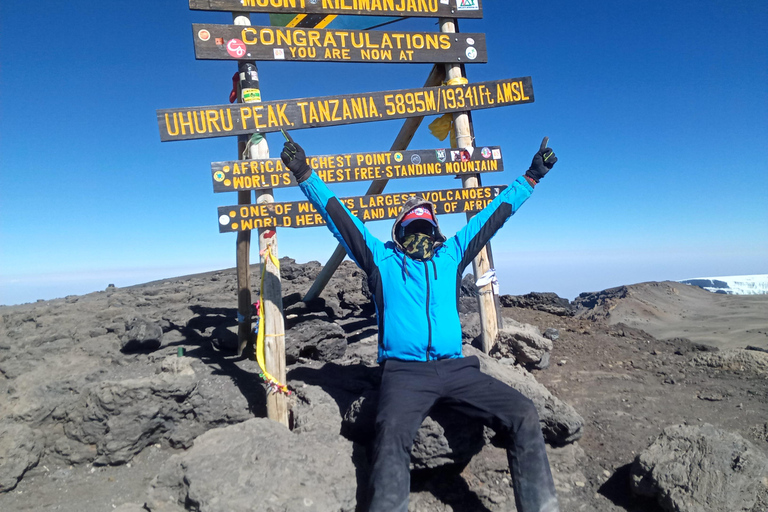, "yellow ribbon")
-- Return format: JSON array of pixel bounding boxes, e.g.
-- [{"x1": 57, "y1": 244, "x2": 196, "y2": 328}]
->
[
  {"x1": 256, "y1": 245, "x2": 290, "y2": 395},
  {"x1": 428, "y1": 77, "x2": 468, "y2": 144},
  {"x1": 445, "y1": 77, "x2": 469, "y2": 86},
  {"x1": 428, "y1": 113, "x2": 454, "y2": 141}
]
